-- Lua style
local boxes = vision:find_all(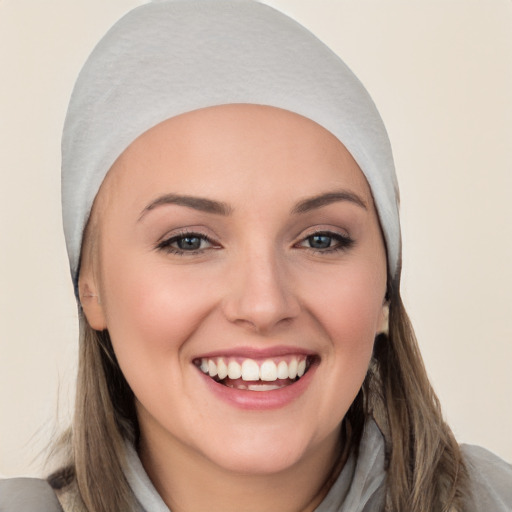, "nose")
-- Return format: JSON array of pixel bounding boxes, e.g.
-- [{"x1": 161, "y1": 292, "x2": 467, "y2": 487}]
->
[{"x1": 222, "y1": 248, "x2": 300, "y2": 334}]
